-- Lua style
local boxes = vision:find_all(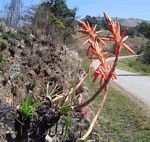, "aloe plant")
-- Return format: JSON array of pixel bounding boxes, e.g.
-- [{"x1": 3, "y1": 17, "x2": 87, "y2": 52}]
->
[
  {"x1": 9, "y1": 64, "x2": 20, "y2": 80},
  {"x1": 20, "y1": 96, "x2": 41, "y2": 117},
  {"x1": 52, "y1": 12, "x2": 135, "y2": 141}
]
